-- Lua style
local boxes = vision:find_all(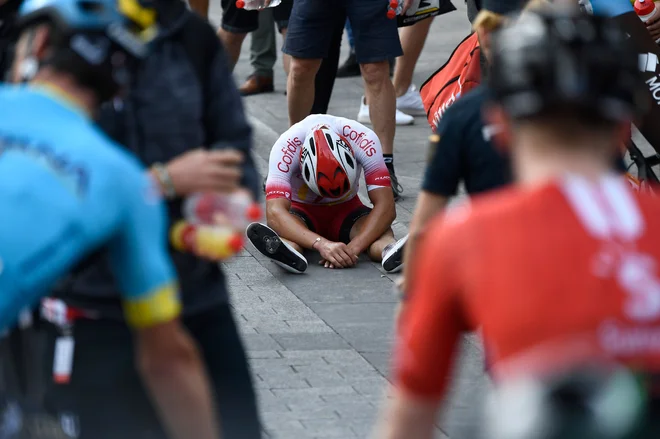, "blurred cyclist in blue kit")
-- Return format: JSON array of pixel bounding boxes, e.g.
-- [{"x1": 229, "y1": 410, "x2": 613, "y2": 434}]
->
[{"x1": 0, "y1": 0, "x2": 220, "y2": 437}]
